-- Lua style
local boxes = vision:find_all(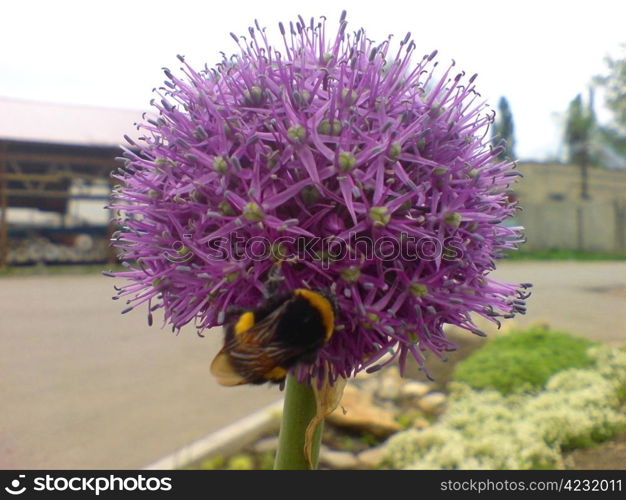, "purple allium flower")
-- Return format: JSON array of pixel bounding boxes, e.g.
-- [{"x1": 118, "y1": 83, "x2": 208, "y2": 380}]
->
[{"x1": 109, "y1": 13, "x2": 529, "y2": 384}]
